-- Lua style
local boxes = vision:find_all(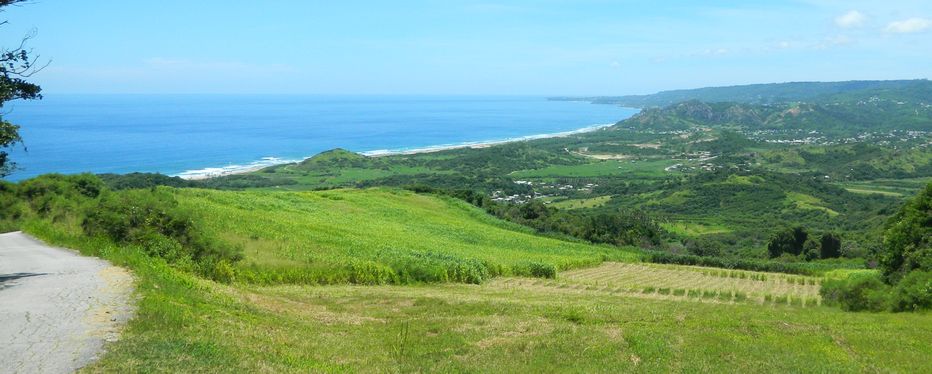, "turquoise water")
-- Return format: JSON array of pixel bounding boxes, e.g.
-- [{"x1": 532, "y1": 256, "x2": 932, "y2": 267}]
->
[{"x1": 4, "y1": 95, "x2": 636, "y2": 180}]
